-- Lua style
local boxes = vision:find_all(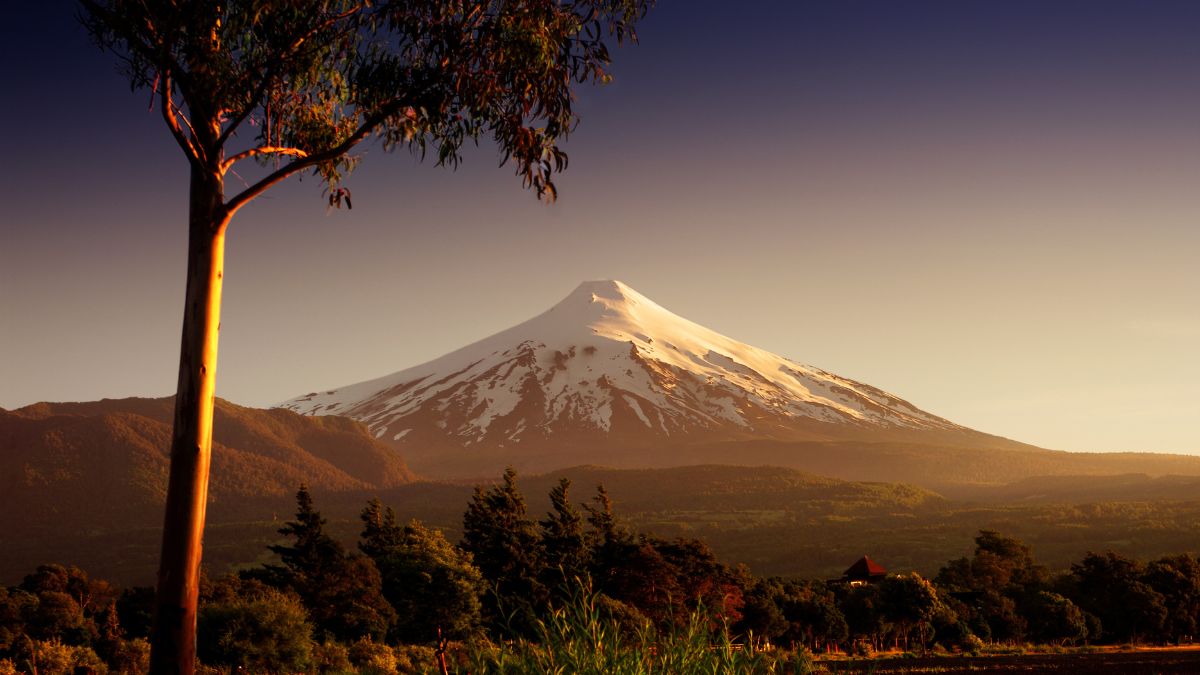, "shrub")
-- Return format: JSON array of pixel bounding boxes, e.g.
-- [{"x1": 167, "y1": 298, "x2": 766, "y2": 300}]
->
[
  {"x1": 313, "y1": 640, "x2": 354, "y2": 674},
  {"x1": 18, "y1": 639, "x2": 106, "y2": 675},
  {"x1": 393, "y1": 644, "x2": 438, "y2": 674},
  {"x1": 108, "y1": 637, "x2": 150, "y2": 673},
  {"x1": 348, "y1": 637, "x2": 397, "y2": 674},
  {"x1": 197, "y1": 586, "x2": 314, "y2": 672}
]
